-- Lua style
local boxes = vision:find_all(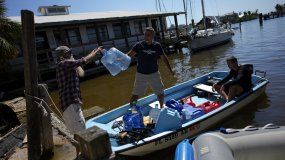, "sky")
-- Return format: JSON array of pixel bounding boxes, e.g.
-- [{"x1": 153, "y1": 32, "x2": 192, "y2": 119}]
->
[{"x1": 5, "y1": 0, "x2": 285, "y2": 25}]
